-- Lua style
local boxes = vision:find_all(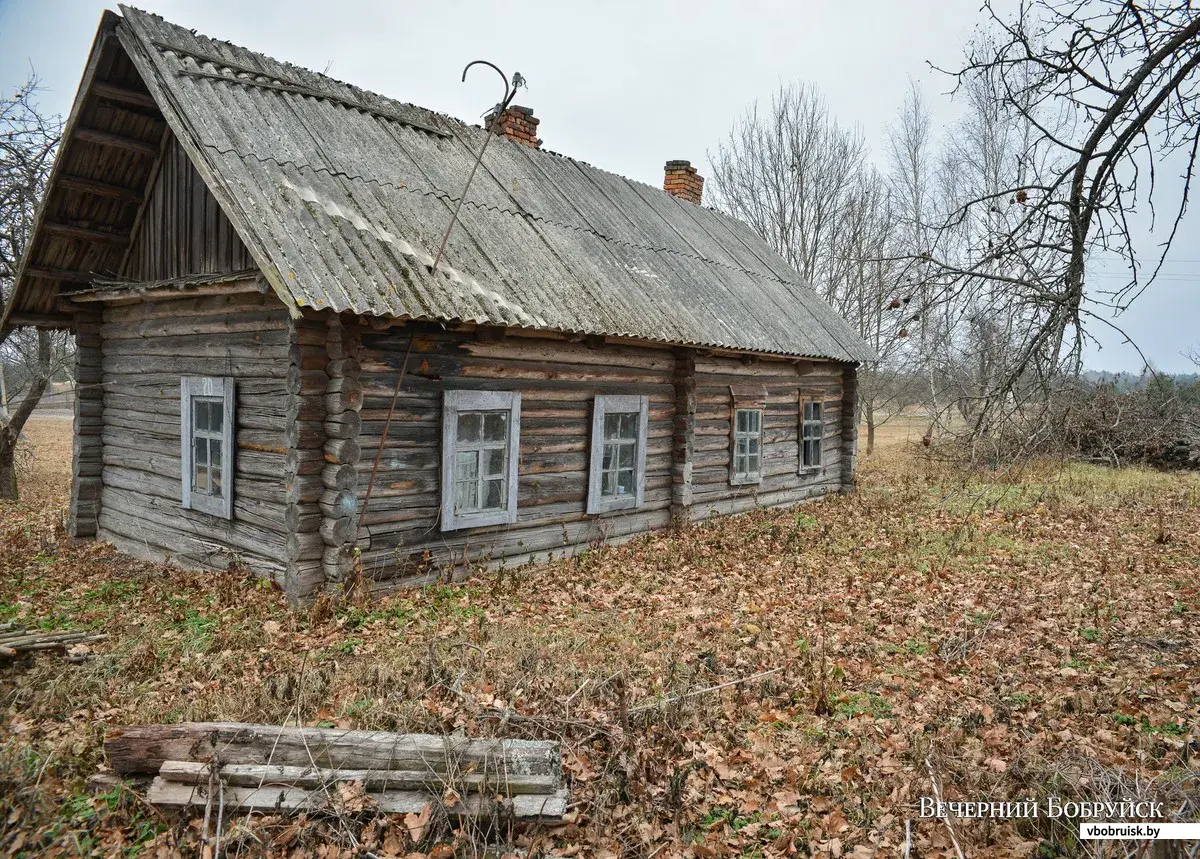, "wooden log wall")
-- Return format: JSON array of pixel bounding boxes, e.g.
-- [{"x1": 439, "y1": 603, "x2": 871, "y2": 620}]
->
[
  {"x1": 69, "y1": 309, "x2": 104, "y2": 537},
  {"x1": 352, "y1": 326, "x2": 677, "y2": 587},
  {"x1": 840, "y1": 364, "x2": 859, "y2": 493},
  {"x1": 685, "y1": 352, "x2": 844, "y2": 520},
  {"x1": 319, "y1": 315, "x2": 362, "y2": 590},
  {"x1": 351, "y1": 324, "x2": 852, "y2": 588},
  {"x1": 284, "y1": 315, "x2": 331, "y2": 600},
  {"x1": 95, "y1": 291, "x2": 295, "y2": 581}
]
